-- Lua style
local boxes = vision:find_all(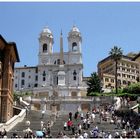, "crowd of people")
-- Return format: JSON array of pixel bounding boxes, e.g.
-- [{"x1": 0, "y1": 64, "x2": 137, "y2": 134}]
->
[
  {"x1": 0, "y1": 97, "x2": 140, "y2": 138},
  {"x1": 54, "y1": 104, "x2": 140, "y2": 138}
]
